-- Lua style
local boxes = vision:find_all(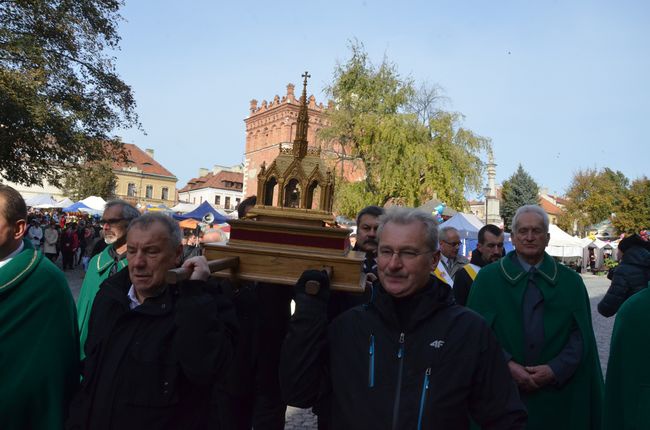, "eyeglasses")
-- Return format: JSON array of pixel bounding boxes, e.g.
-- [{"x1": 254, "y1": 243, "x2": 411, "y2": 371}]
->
[
  {"x1": 442, "y1": 240, "x2": 461, "y2": 247},
  {"x1": 378, "y1": 248, "x2": 433, "y2": 262},
  {"x1": 99, "y1": 218, "x2": 124, "y2": 226}
]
